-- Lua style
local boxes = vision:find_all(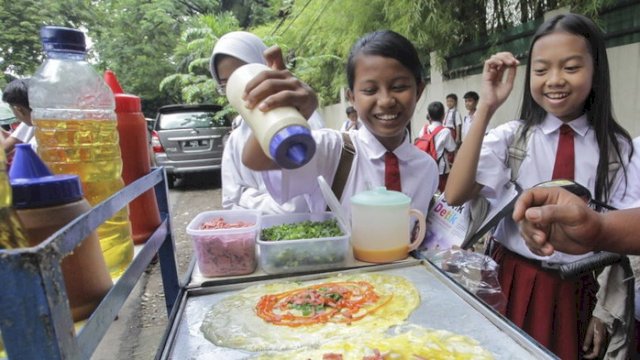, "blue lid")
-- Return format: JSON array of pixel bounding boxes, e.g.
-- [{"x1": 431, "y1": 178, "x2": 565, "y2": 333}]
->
[
  {"x1": 40, "y1": 26, "x2": 86, "y2": 53},
  {"x1": 269, "y1": 125, "x2": 316, "y2": 169},
  {"x1": 9, "y1": 144, "x2": 83, "y2": 209}
]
